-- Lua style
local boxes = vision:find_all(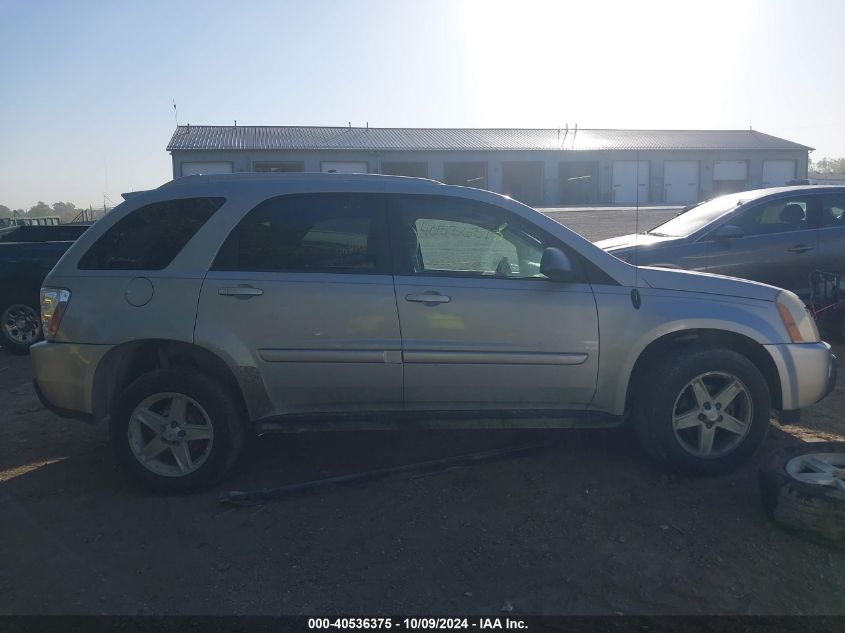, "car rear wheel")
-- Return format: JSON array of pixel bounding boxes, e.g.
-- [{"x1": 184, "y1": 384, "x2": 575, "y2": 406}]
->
[
  {"x1": 0, "y1": 301, "x2": 42, "y2": 355},
  {"x1": 634, "y1": 347, "x2": 771, "y2": 475},
  {"x1": 110, "y1": 368, "x2": 245, "y2": 493}
]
